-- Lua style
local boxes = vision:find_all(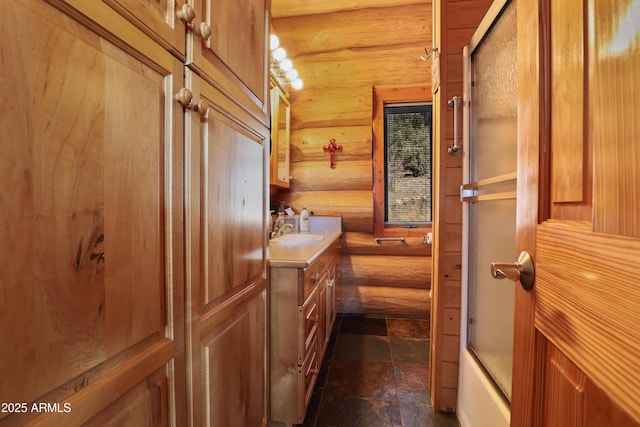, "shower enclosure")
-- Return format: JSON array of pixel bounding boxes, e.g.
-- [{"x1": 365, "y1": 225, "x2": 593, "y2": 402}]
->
[{"x1": 461, "y1": 0, "x2": 518, "y2": 402}]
